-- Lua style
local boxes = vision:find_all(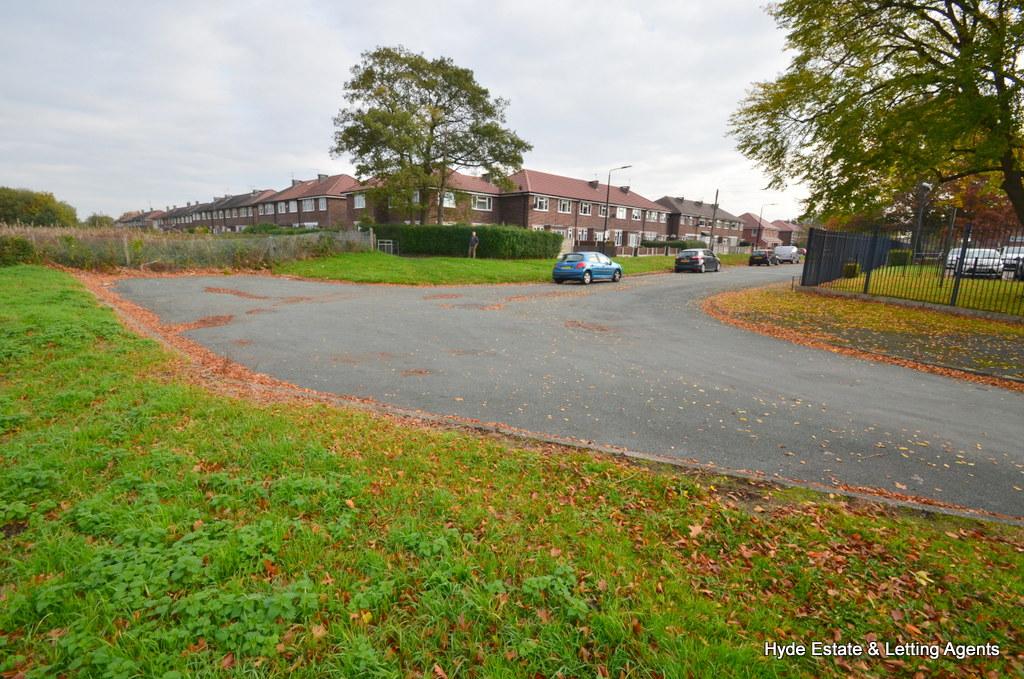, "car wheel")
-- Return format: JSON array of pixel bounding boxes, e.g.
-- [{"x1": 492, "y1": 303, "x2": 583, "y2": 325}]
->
[
  {"x1": 582, "y1": 271, "x2": 592, "y2": 285},
  {"x1": 699, "y1": 263, "x2": 705, "y2": 273},
  {"x1": 612, "y1": 269, "x2": 622, "y2": 282}
]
